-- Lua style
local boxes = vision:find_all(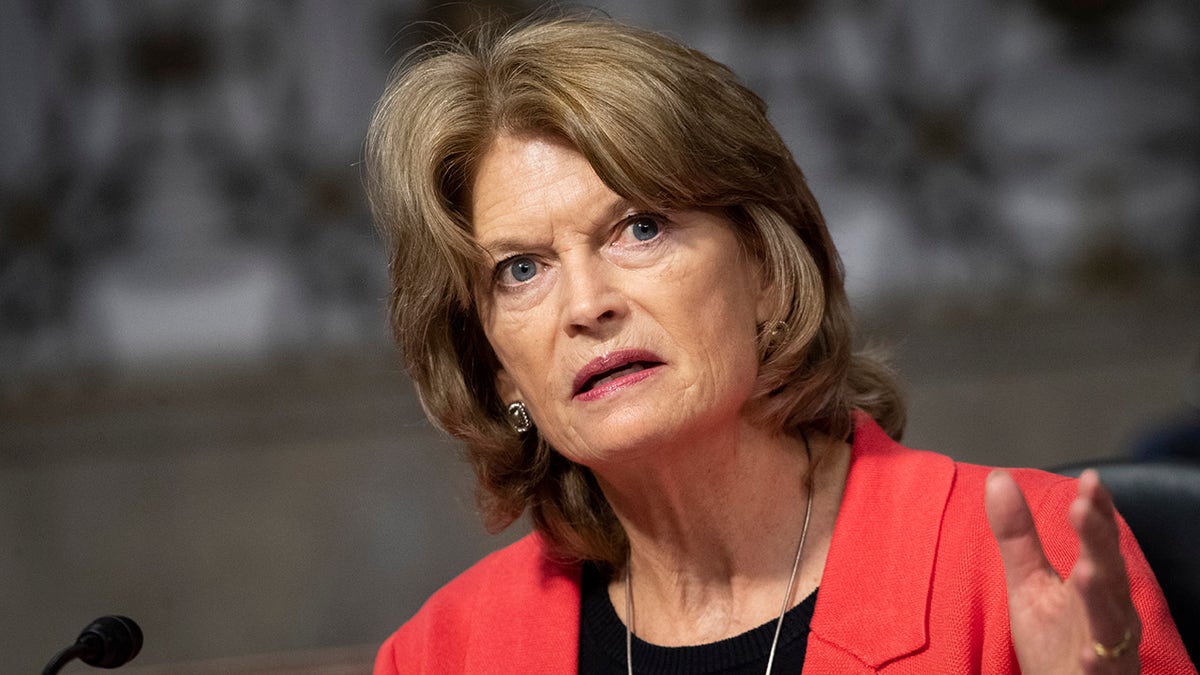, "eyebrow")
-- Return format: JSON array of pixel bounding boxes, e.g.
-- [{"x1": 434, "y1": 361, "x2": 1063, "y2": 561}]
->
[{"x1": 476, "y1": 196, "x2": 639, "y2": 258}]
